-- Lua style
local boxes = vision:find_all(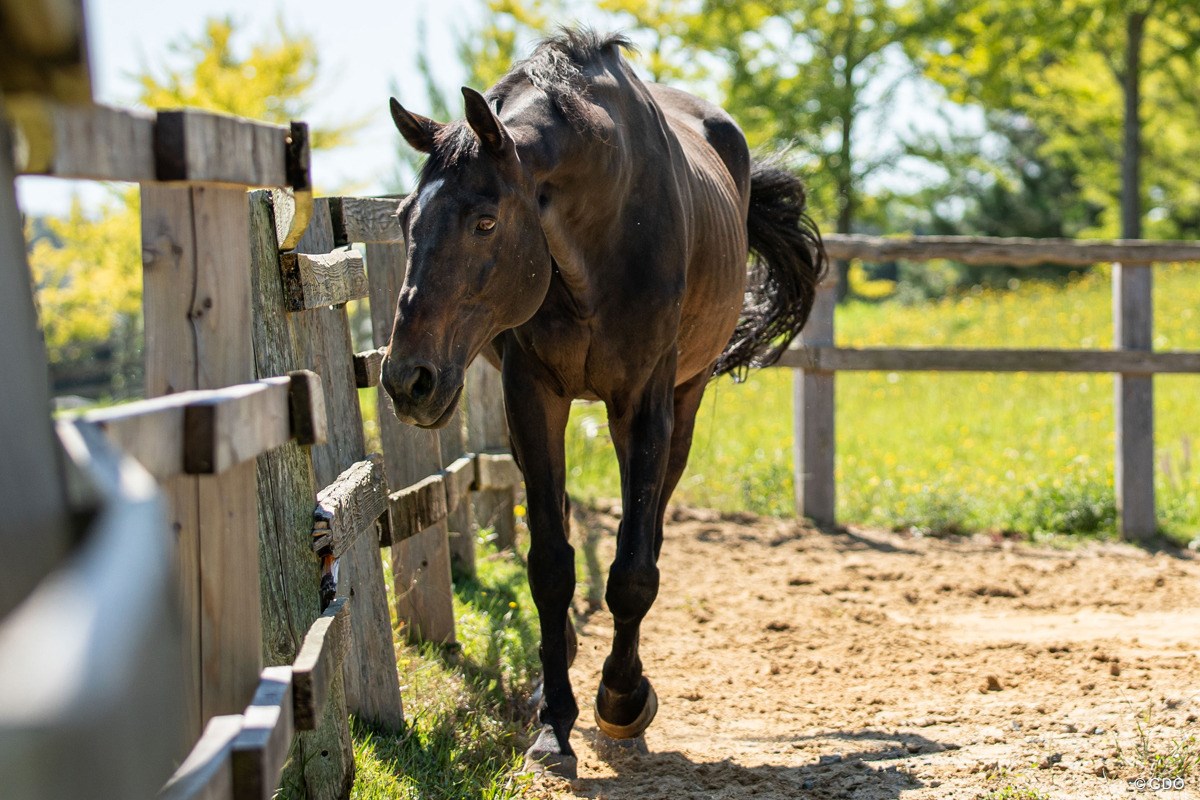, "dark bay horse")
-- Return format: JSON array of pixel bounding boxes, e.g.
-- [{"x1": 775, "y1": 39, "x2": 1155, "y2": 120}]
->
[{"x1": 384, "y1": 29, "x2": 826, "y2": 776}]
